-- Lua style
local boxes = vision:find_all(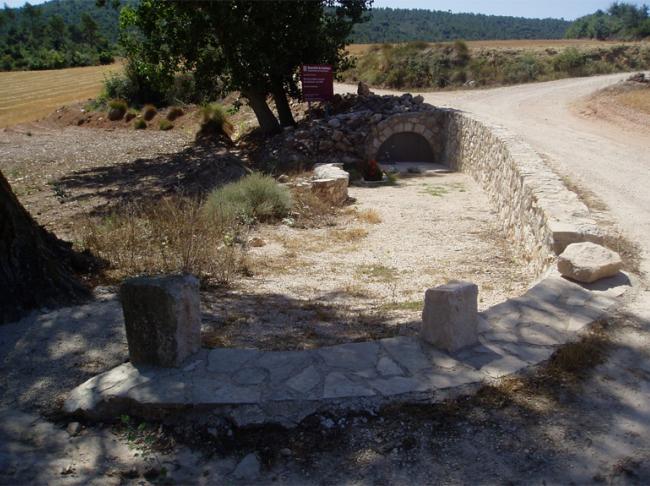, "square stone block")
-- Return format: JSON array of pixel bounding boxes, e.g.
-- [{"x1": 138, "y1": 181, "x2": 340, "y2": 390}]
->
[
  {"x1": 120, "y1": 274, "x2": 201, "y2": 367},
  {"x1": 420, "y1": 281, "x2": 479, "y2": 352}
]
